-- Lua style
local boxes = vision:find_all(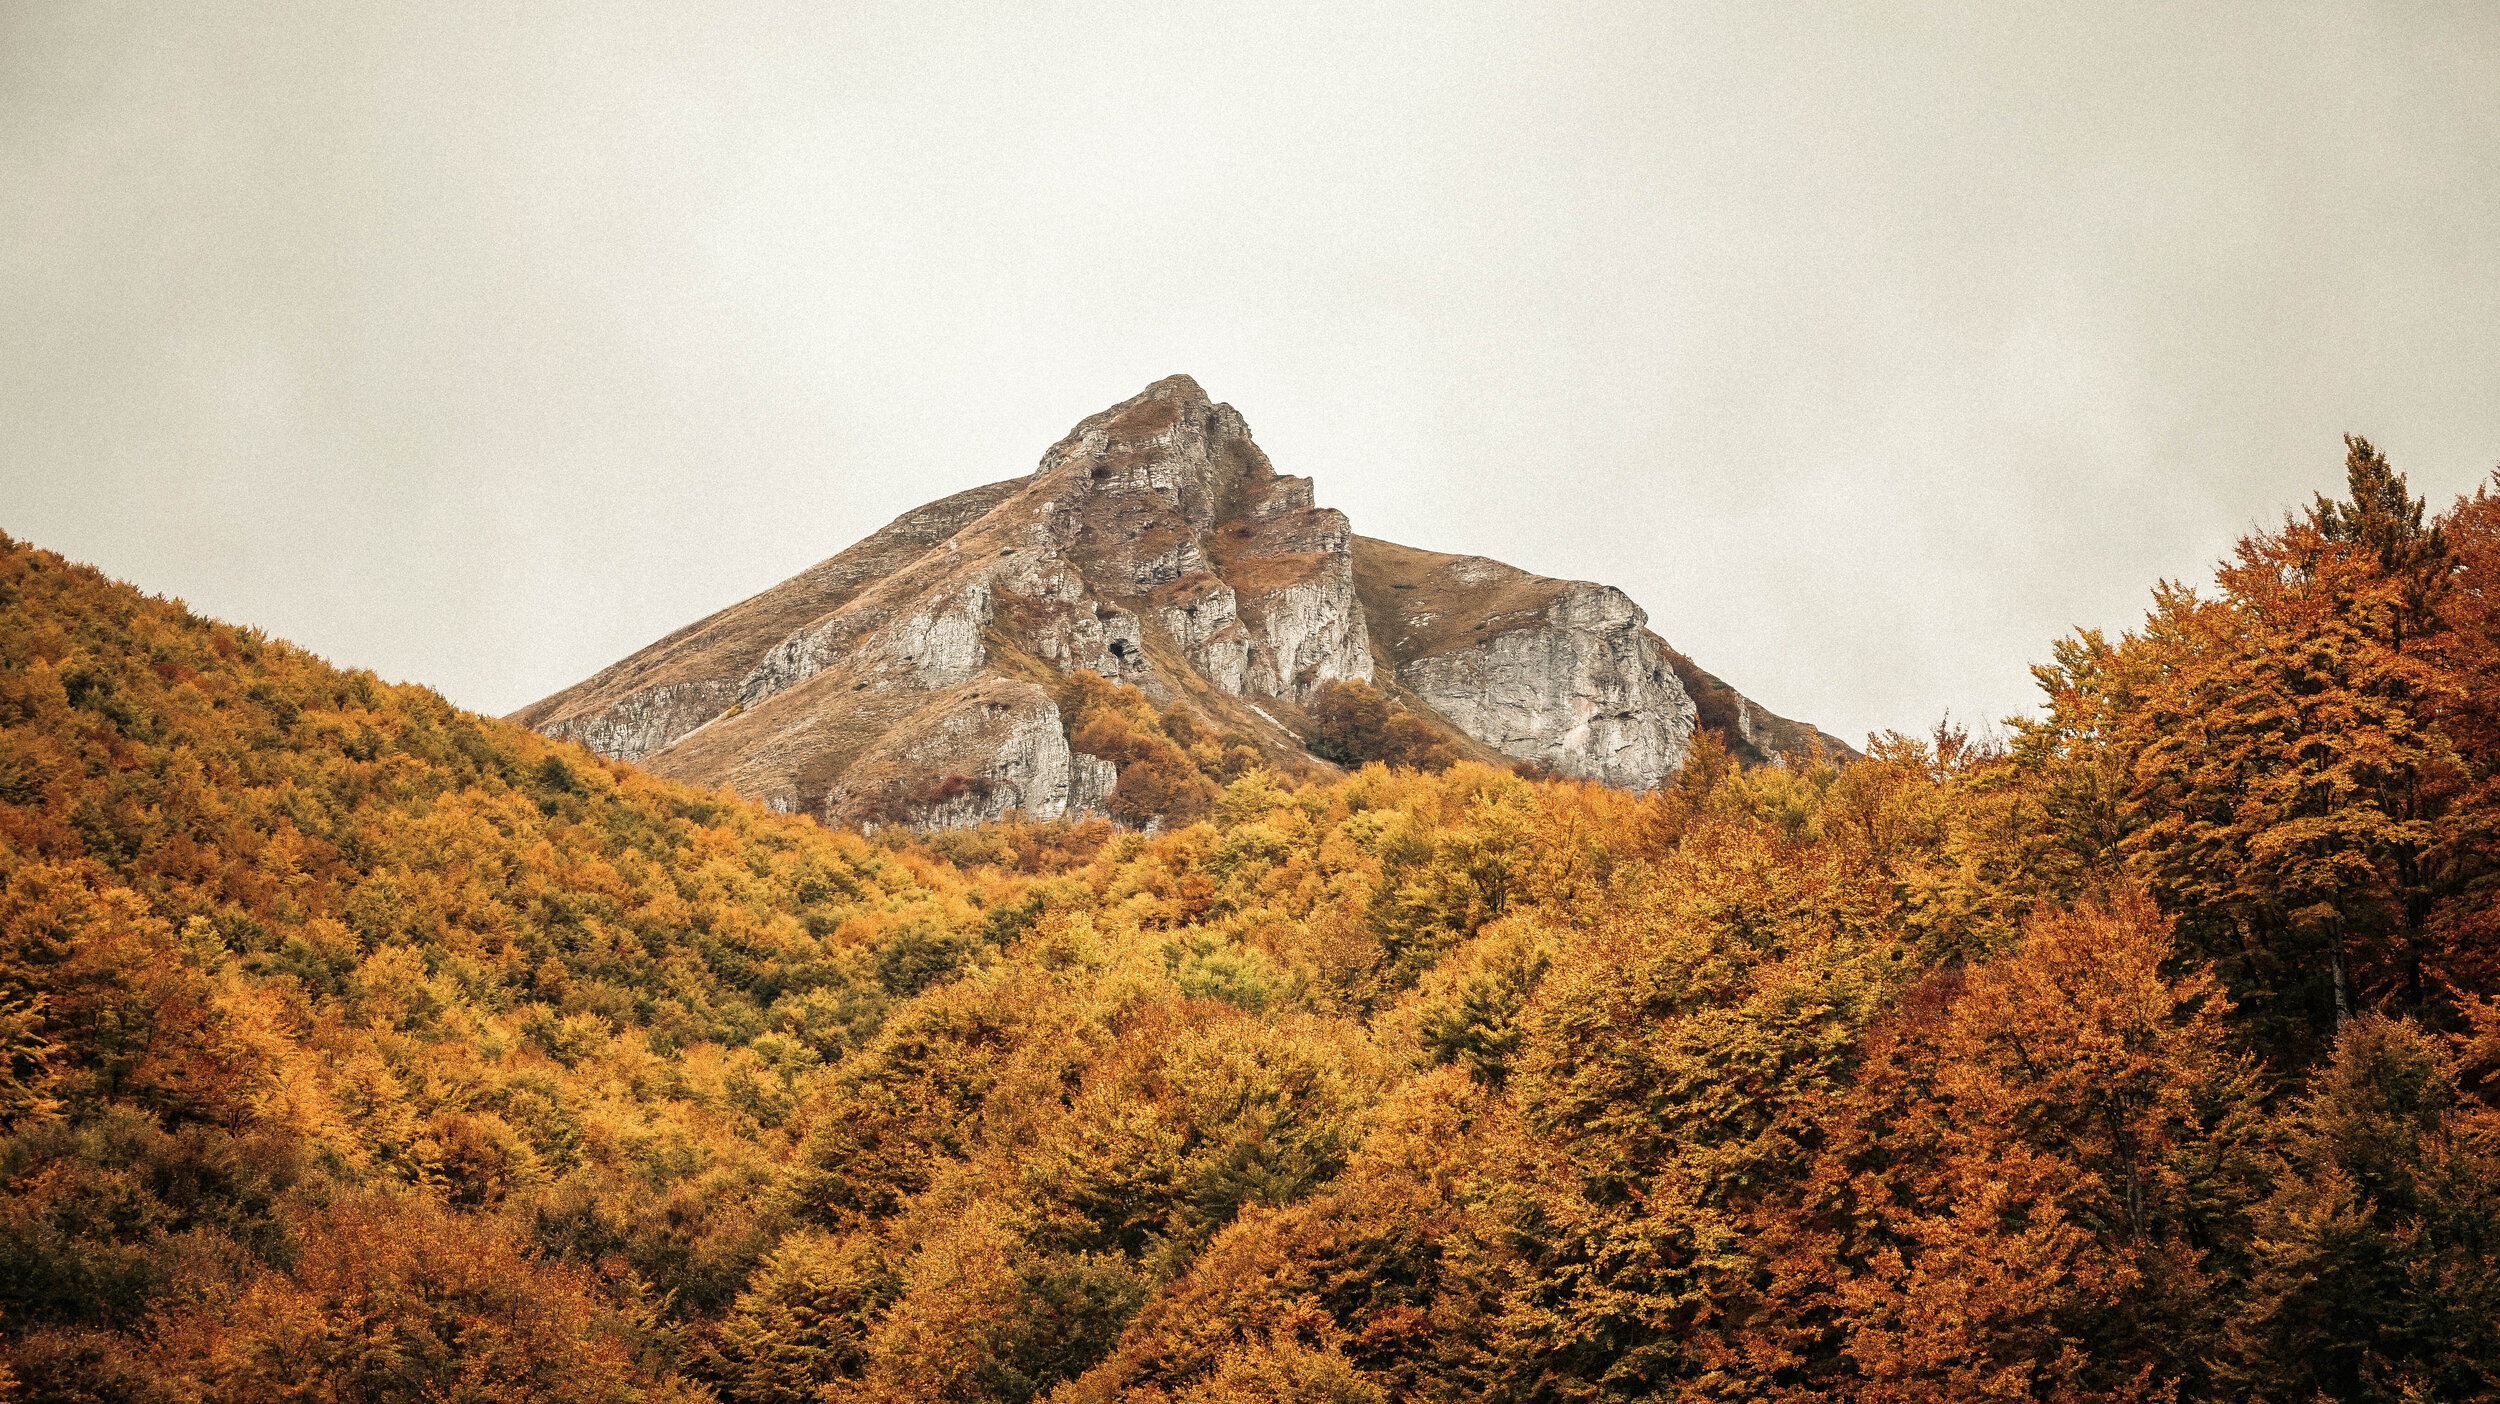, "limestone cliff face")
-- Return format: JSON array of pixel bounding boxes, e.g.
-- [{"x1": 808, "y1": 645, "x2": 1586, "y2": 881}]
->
[
  {"x1": 540, "y1": 679, "x2": 738, "y2": 769},
  {"x1": 1041, "y1": 380, "x2": 1373, "y2": 703},
  {"x1": 1399, "y1": 579, "x2": 1695, "y2": 788},
  {"x1": 821, "y1": 678, "x2": 1115, "y2": 829},
  {"x1": 513, "y1": 376, "x2": 1849, "y2": 826},
  {"x1": 1351, "y1": 536, "x2": 1854, "y2": 783}
]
